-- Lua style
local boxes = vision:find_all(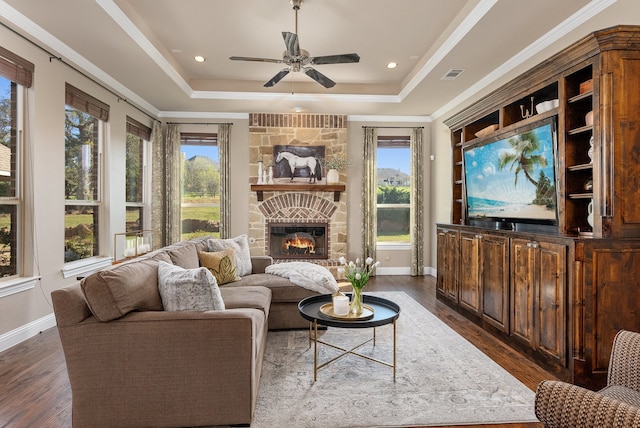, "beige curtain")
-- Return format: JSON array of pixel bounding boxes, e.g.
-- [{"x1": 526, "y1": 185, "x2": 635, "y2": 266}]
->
[
  {"x1": 151, "y1": 122, "x2": 181, "y2": 247},
  {"x1": 150, "y1": 121, "x2": 164, "y2": 248},
  {"x1": 410, "y1": 127, "x2": 424, "y2": 276},
  {"x1": 218, "y1": 123, "x2": 232, "y2": 238},
  {"x1": 362, "y1": 127, "x2": 378, "y2": 267}
]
